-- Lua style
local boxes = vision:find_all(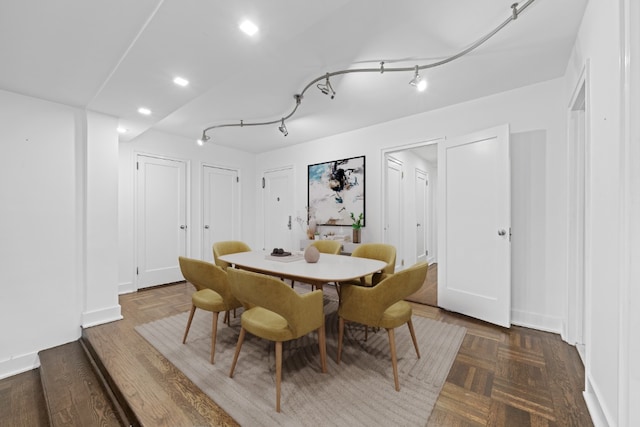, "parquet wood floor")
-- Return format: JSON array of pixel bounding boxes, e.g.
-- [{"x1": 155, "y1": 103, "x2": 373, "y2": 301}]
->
[{"x1": 3, "y1": 280, "x2": 593, "y2": 426}]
